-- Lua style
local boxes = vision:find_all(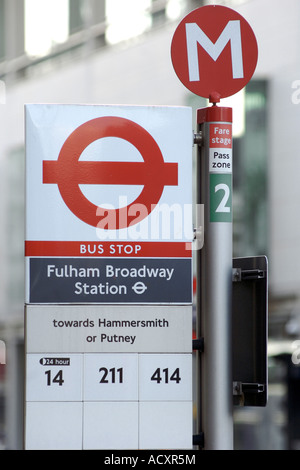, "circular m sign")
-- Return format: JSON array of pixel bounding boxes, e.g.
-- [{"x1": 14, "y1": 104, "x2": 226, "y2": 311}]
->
[{"x1": 171, "y1": 5, "x2": 258, "y2": 100}]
